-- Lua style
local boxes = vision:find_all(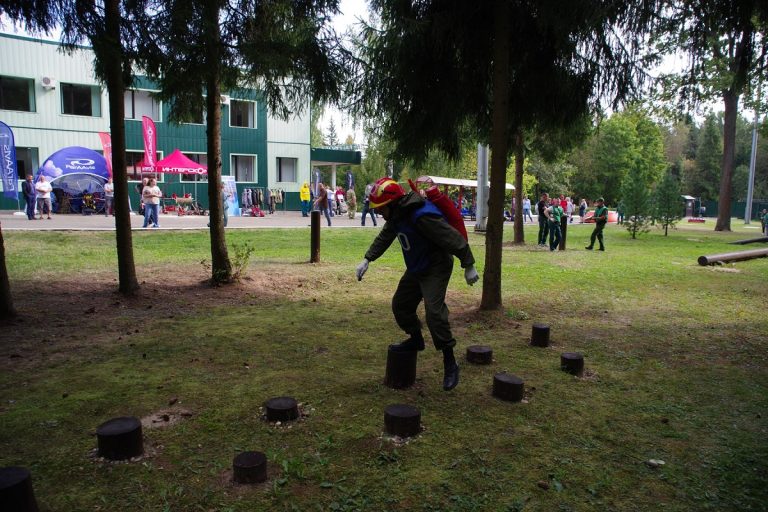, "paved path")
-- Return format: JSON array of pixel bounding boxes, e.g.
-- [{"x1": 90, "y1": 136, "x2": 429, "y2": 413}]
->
[{"x1": 1, "y1": 209, "x2": 386, "y2": 231}]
